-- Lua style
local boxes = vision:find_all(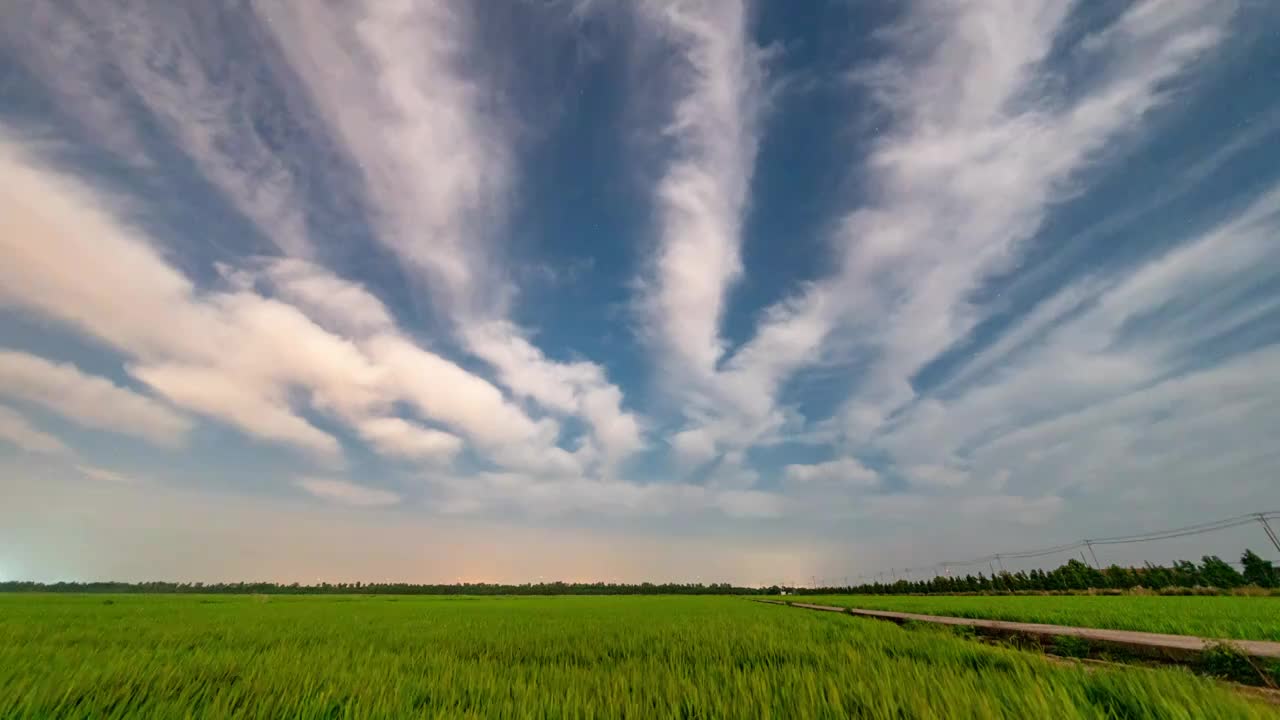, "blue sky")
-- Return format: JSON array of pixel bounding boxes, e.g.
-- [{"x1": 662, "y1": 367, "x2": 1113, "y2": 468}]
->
[{"x1": 1, "y1": 1, "x2": 1278, "y2": 584}]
